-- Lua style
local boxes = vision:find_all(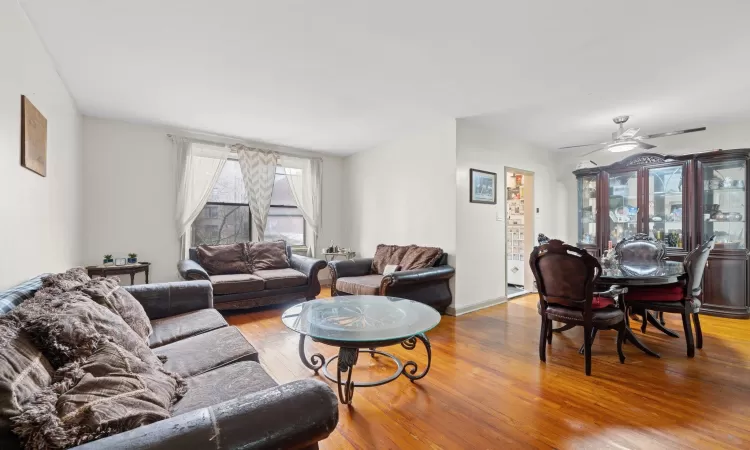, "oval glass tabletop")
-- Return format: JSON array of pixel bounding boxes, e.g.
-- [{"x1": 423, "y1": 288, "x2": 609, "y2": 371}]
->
[{"x1": 282, "y1": 295, "x2": 441, "y2": 344}]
